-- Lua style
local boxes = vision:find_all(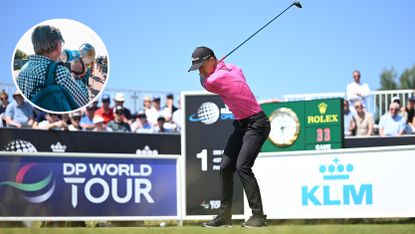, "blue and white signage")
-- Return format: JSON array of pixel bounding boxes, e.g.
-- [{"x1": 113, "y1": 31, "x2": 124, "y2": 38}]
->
[
  {"x1": 251, "y1": 145, "x2": 415, "y2": 219},
  {"x1": 0, "y1": 153, "x2": 178, "y2": 218}
]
